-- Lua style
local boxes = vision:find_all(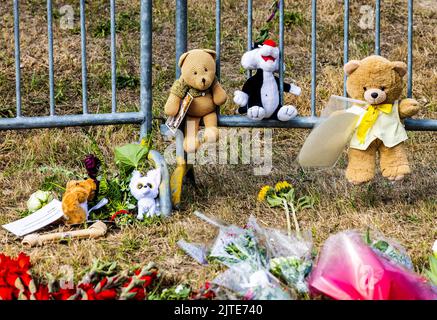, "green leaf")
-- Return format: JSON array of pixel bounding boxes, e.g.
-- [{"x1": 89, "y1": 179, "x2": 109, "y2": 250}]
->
[
  {"x1": 430, "y1": 255, "x2": 437, "y2": 274},
  {"x1": 266, "y1": 196, "x2": 284, "y2": 207},
  {"x1": 374, "y1": 240, "x2": 389, "y2": 252},
  {"x1": 296, "y1": 196, "x2": 314, "y2": 211},
  {"x1": 114, "y1": 143, "x2": 149, "y2": 173},
  {"x1": 365, "y1": 228, "x2": 371, "y2": 245},
  {"x1": 425, "y1": 269, "x2": 437, "y2": 286},
  {"x1": 285, "y1": 189, "x2": 295, "y2": 203}
]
